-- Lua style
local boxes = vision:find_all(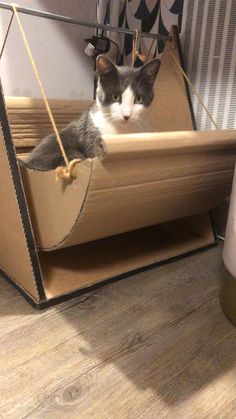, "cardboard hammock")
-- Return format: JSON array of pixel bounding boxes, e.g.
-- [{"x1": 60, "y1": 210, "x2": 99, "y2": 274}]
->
[{"x1": 1, "y1": 27, "x2": 236, "y2": 308}]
